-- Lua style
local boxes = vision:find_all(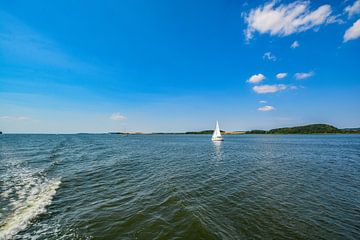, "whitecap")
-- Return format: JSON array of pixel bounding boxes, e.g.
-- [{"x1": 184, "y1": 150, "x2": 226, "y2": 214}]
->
[{"x1": 0, "y1": 178, "x2": 61, "y2": 239}]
